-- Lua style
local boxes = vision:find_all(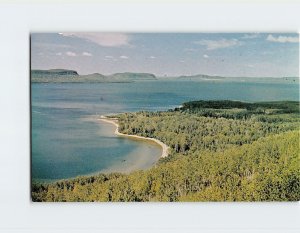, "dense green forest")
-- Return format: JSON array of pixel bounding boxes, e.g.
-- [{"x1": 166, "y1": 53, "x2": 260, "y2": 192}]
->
[{"x1": 32, "y1": 100, "x2": 300, "y2": 201}]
